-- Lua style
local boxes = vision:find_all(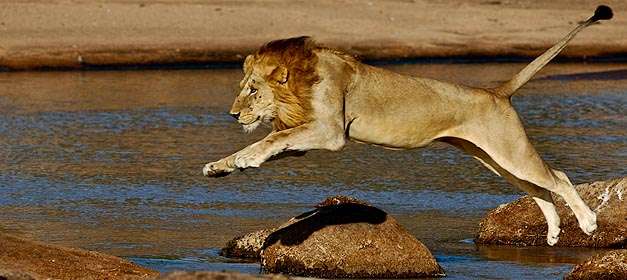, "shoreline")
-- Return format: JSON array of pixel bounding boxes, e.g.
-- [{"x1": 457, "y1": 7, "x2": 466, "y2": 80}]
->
[
  {"x1": 1, "y1": 0, "x2": 626, "y2": 71},
  {"x1": 3, "y1": 54, "x2": 627, "y2": 73}
]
